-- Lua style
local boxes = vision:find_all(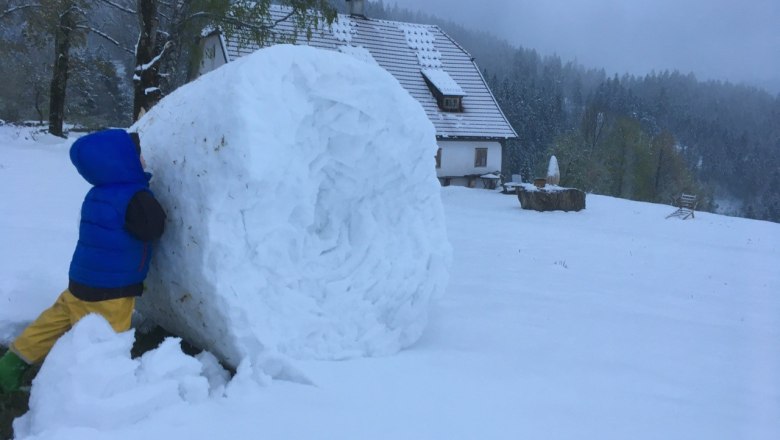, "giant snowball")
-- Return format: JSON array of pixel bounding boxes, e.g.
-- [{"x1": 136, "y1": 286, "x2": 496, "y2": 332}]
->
[{"x1": 133, "y1": 45, "x2": 451, "y2": 367}]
